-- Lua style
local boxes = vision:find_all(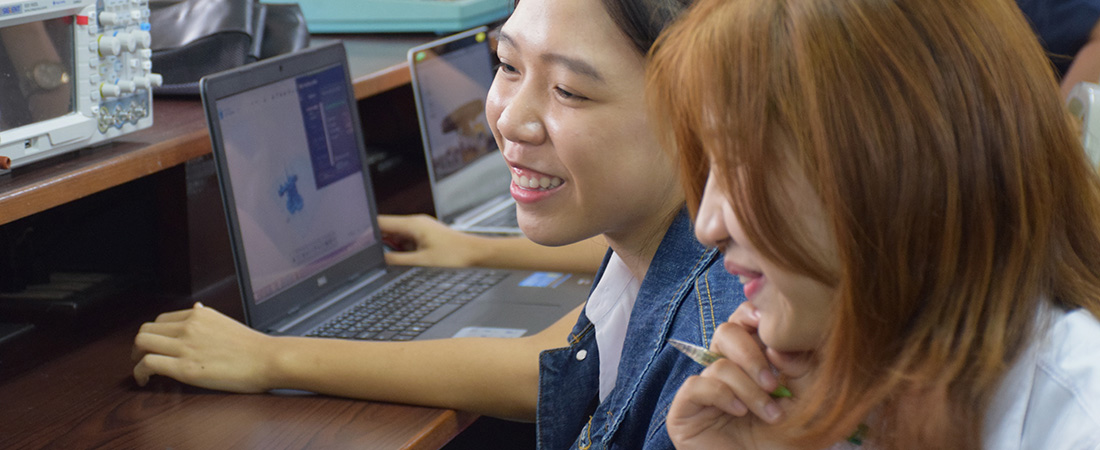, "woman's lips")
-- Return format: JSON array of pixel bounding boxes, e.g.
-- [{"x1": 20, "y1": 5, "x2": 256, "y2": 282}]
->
[
  {"x1": 742, "y1": 275, "x2": 765, "y2": 299},
  {"x1": 507, "y1": 164, "x2": 565, "y2": 204},
  {"x1": 724, "y1": 259, "x2": 765, "y2": 299},
  {"x1": 511, "y1": 171, "x2": 563, "y2": 190},
  {"x1": 509, "y1": 164, "x2": 563, "y2": 191}
]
